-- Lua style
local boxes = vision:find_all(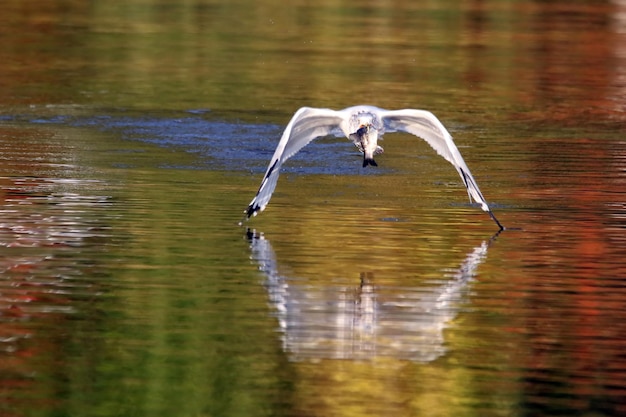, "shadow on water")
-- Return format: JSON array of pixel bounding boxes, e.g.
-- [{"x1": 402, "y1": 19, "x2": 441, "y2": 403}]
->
[{"x1": 246, "y1": 228, "x2": 499, "y2": 362}]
